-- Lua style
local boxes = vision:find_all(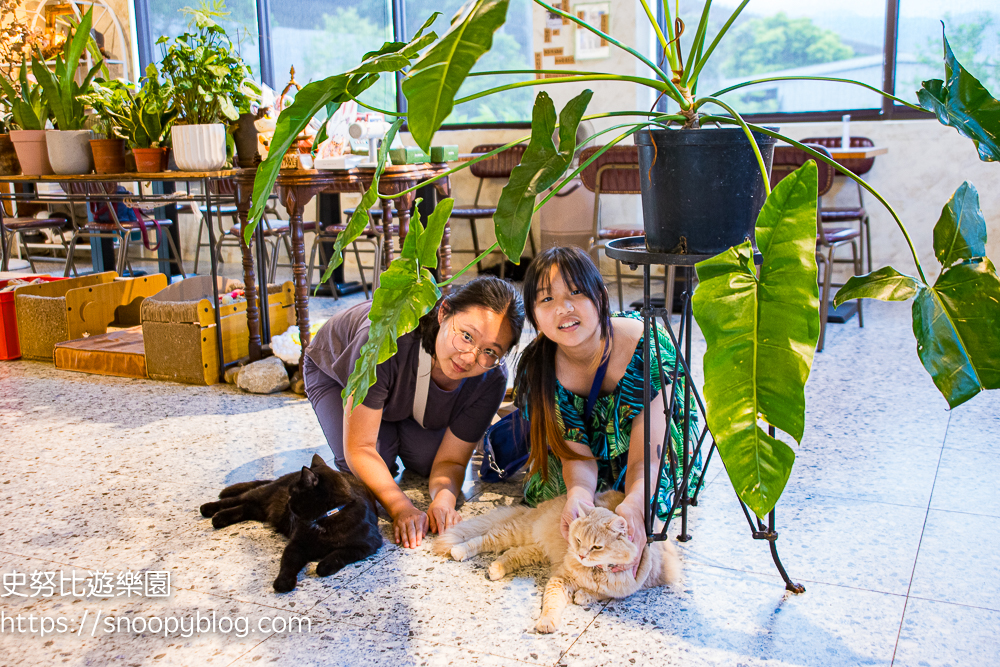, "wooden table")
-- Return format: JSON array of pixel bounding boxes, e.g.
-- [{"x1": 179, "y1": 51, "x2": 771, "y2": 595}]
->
[
  {"x1": 233, "y1": 163, "x2": 453, "y2": 368},
  {"x1": 826, "y1": 146, "x2": 888, "y2": 160}
]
